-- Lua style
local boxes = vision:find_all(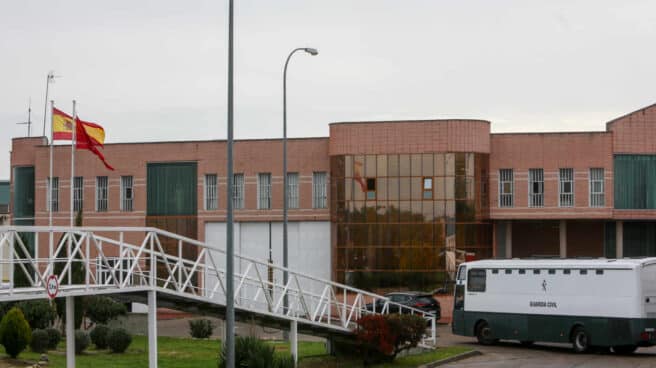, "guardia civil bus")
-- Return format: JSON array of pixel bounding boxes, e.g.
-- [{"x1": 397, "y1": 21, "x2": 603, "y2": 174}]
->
[{"x1": 451, "y1": 258, "x2": 656, "y2": 353}]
